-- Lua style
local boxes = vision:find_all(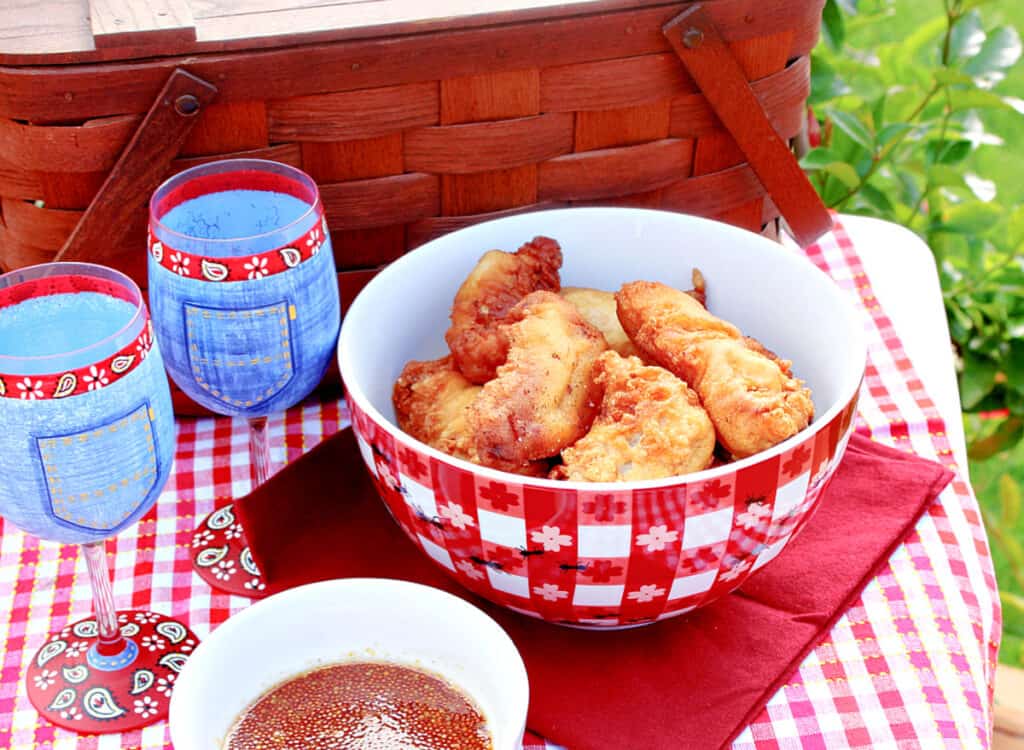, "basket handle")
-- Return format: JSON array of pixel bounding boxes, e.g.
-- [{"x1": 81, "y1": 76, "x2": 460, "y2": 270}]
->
[
  {"x1": 55, "y1": 68, "x2": 218, "y2": 262},
  {"x1": 663, "y1": 6, "x2": 832, "y2": 246}
]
